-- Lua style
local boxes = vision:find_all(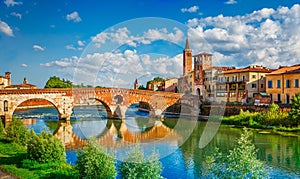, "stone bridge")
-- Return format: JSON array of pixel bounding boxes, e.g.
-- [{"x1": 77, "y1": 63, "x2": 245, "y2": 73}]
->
[{"x1": 0, "y1": 87, "x2": 186, "y2": 126}]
